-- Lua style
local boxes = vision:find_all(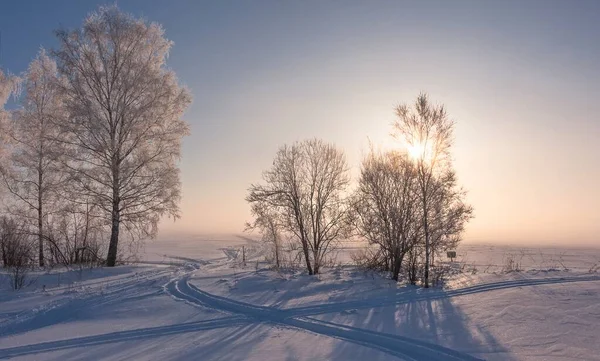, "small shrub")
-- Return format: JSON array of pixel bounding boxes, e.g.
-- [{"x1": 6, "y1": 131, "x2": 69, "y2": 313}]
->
[
  {"x1": 351, "y1": 248, "x2": 386, "y2": 272},
  {"x1": 431, "y1": 264, "x2": 453, "y2": 287},
  {"x1": 502, "y1": 253, "x2": 523, "y2": 273},
  {"x1": 468, "y1": 264, "x2": 479, "y2": 275},
  {"x1": 404, "y1": 248, "x2": 421, "y2": 285},
  {"x1": 1, "y1": 218, "x2": 35, "y2": 290}
]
